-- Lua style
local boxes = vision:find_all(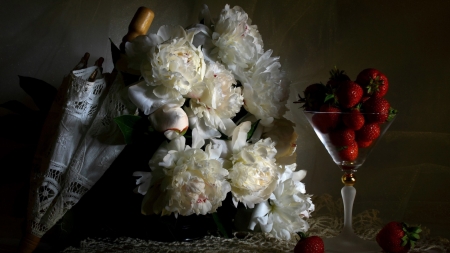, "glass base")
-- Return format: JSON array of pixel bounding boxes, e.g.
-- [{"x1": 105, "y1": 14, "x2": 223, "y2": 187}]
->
[{"x1": 324, "y1": 231, "x2": 381, "y2": 253}]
